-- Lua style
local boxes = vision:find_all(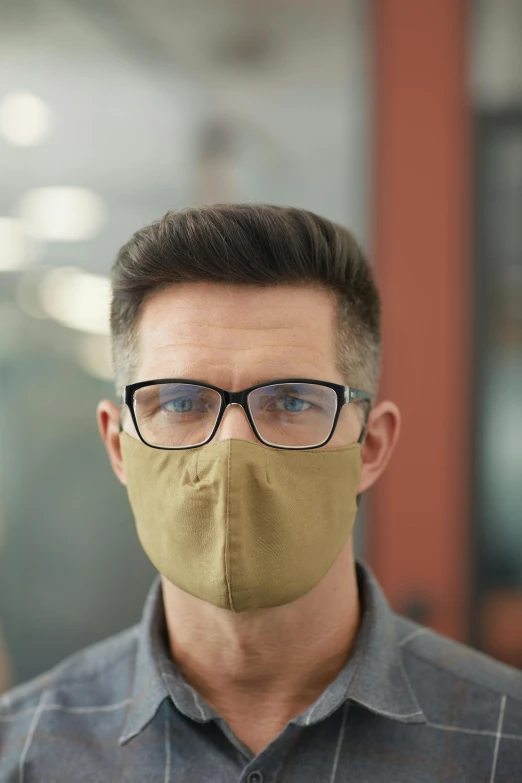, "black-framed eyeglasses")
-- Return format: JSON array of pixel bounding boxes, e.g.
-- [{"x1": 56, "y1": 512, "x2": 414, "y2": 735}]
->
[{"x1": 122, "y1": 378, "x2": 372, "y2": 451}]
